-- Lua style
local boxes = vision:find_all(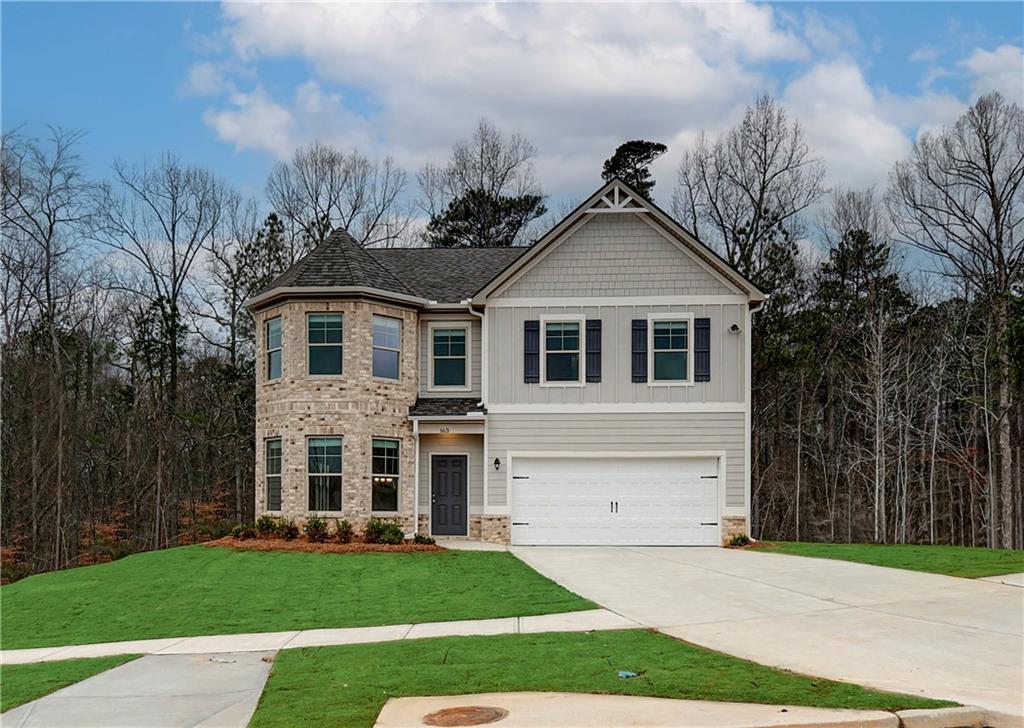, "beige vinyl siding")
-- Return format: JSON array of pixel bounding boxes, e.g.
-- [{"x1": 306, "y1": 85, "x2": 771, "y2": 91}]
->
[
  {"x1": 418, "y1": 314, "x2": 481, "y2": 399},
  {"x1": 487, "y1": 303, "x2": 746, "y2": 404},
  {"x1": 418, "y1": 433, "x2": 485, "y2": 513},
  {"x1": 495, "y1": 214, "x2": 736, "y2": 298},
  {"x1": 487, "y1": 412, "x2": 746, "y2": 510}
]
